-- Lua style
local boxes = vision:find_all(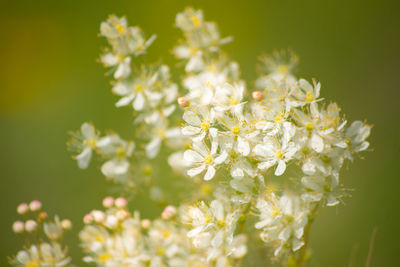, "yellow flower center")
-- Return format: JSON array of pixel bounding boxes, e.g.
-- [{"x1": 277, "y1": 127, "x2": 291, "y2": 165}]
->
[
  {"x1": 98, "y1": 253, "x2": 111, "y2": 263},
  {"x1": 116, "y1": 147, "x2": 125, "y2": 158},
  {"x1": 157, "y1": 248, "x2": 166, "y2": 255},
  {"x1": 27, "y1": 262, "x2": 39, "y2": 267},
  {"x1": 274, "y1": 114, "x2": 283, "y2": 124},
  {"x1": 201, "y1": 185, "x2": 211, "y2": 195},
  {"x1": 278, "y1": 65, "x2": 288, "y2": 74},
  {"x1": 204, "y1": 155, "x2": 213, "y2": 164},
  {"x1": 217, "y1": 219, "x2": 225, "y2": 227},
  {"x1": 275, "y1": 150, "x2": 283, "y2": 159},
  {"x1": 305, "y1": 122, "x2": 314, "y2": 131},
  {"x1": 305, "y1": 91, "x2": 314, "y2": 102},
  {"x1": 115, "y1": 24, "x2": 125, "y2": 34},
  {"x1": 230, "y1": 96, "x2": 239, "y2": 105},
  {"x1": 231, "y1": 126, "x2": 240, "y2": 135},
  {"x1": 201, "y1": 121, "x2": 210, "y2": 131},
  {"x1": 190, "y1": 16, "x2": 201, "y2": 27},
  {"x1": 135, "y1": 84, "x2": 144, "y2": 92}
]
